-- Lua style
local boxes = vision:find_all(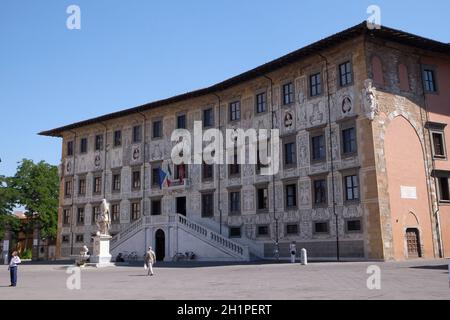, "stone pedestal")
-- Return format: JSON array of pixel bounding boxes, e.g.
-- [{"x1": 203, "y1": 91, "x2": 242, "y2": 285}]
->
[{"x1": 90, "y1": 235, "x2": 113, "y2": 268}]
